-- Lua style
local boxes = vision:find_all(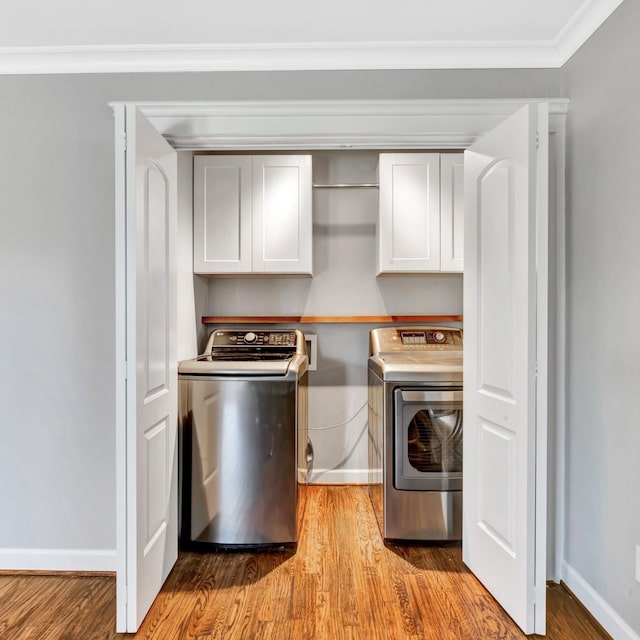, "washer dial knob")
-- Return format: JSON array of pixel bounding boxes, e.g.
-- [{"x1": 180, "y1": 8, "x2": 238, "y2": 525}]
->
[
  {"x1": 244, "y1": 332, "x2": 258, "y2": 344},
  {"x1": 433, "y1": 331, "x2": 446, "y2": 343}
]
